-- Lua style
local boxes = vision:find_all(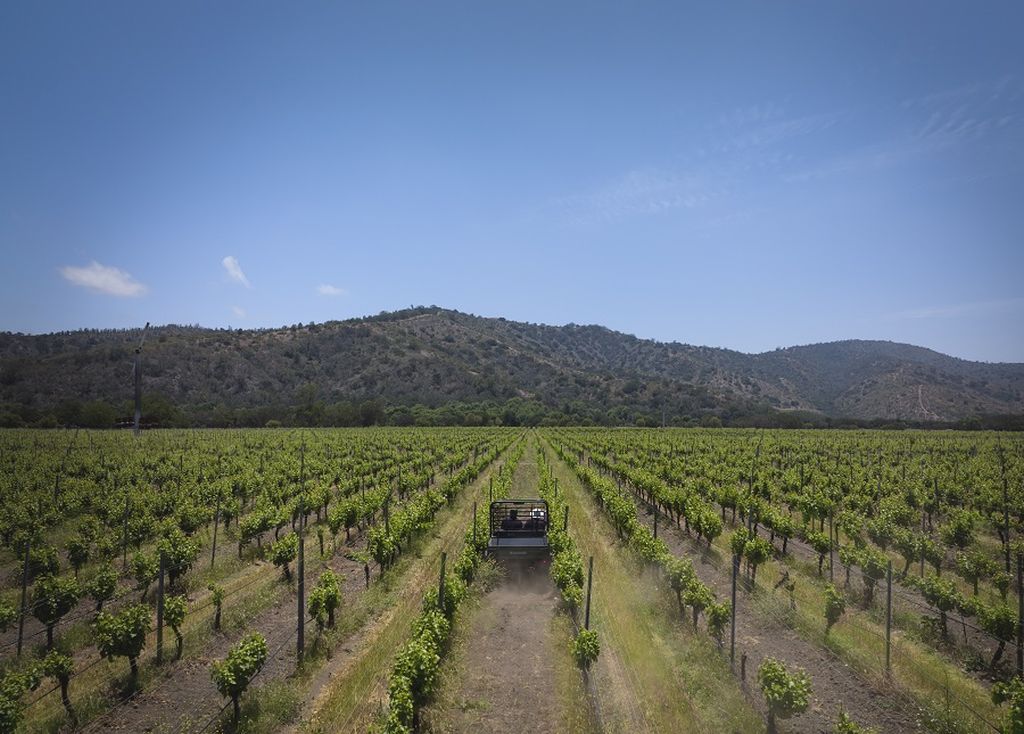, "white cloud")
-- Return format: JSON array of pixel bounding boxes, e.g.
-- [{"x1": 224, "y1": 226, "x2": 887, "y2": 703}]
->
[
  {"x1": 231, "y1": 305, "x2": 246, "y2": 318},
  {"x1": 317, "y1": 284, "x2": 346, "y2": 296},
  {"x1": 60, "y1": 261, "x2": 147, "y2": 297},
  {"x1": 222, "y1": 256, "x2": 252, "y2": 288}
]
